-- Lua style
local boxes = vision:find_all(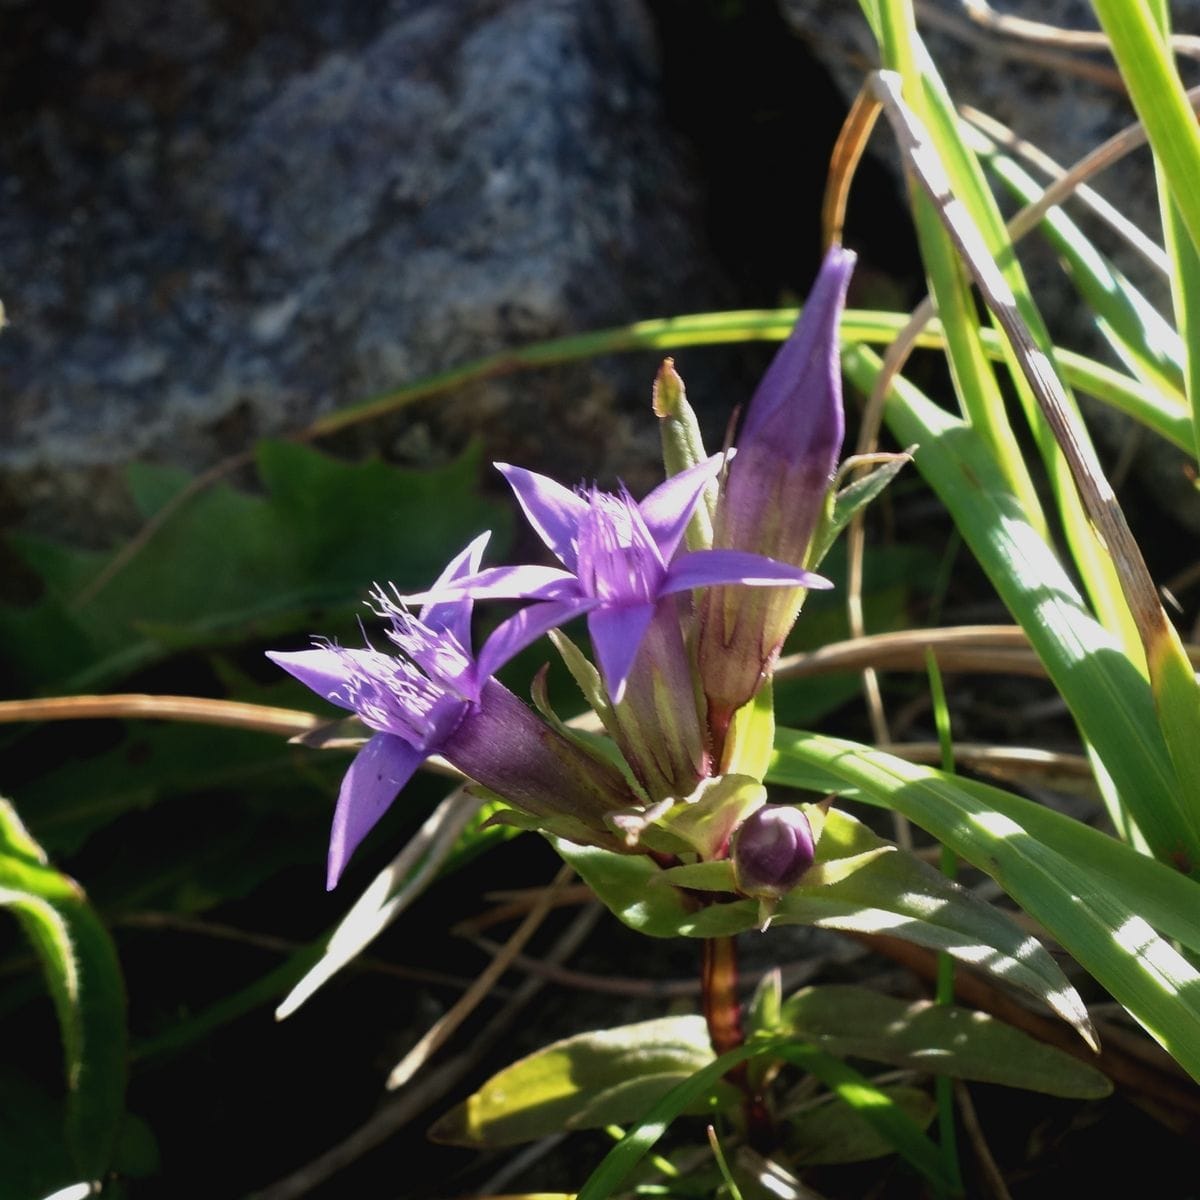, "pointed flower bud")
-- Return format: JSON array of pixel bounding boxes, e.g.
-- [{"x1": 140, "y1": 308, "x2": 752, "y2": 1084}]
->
[
  {"x1": 697, "y1": 247, "x2": 855, "y2": 744},
  {"x1": 731, "y1": 803, "x2": 815, "y2": 899}
]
